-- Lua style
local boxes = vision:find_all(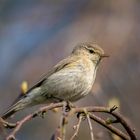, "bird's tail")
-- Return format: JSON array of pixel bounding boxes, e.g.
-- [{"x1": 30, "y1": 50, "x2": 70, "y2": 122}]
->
[{"x1": 1, "y1": 97, "x2": 28, "y2": 120}]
